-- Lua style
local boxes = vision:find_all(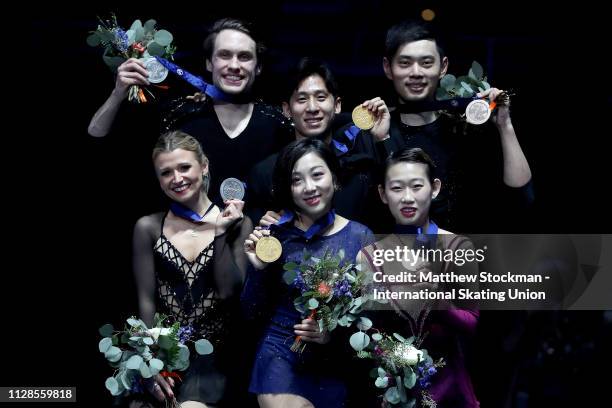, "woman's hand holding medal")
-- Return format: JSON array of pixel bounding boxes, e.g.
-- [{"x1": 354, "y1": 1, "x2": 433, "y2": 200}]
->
[{"x1": 215, "y1": 199, "x2": 245, "y2": 236}]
